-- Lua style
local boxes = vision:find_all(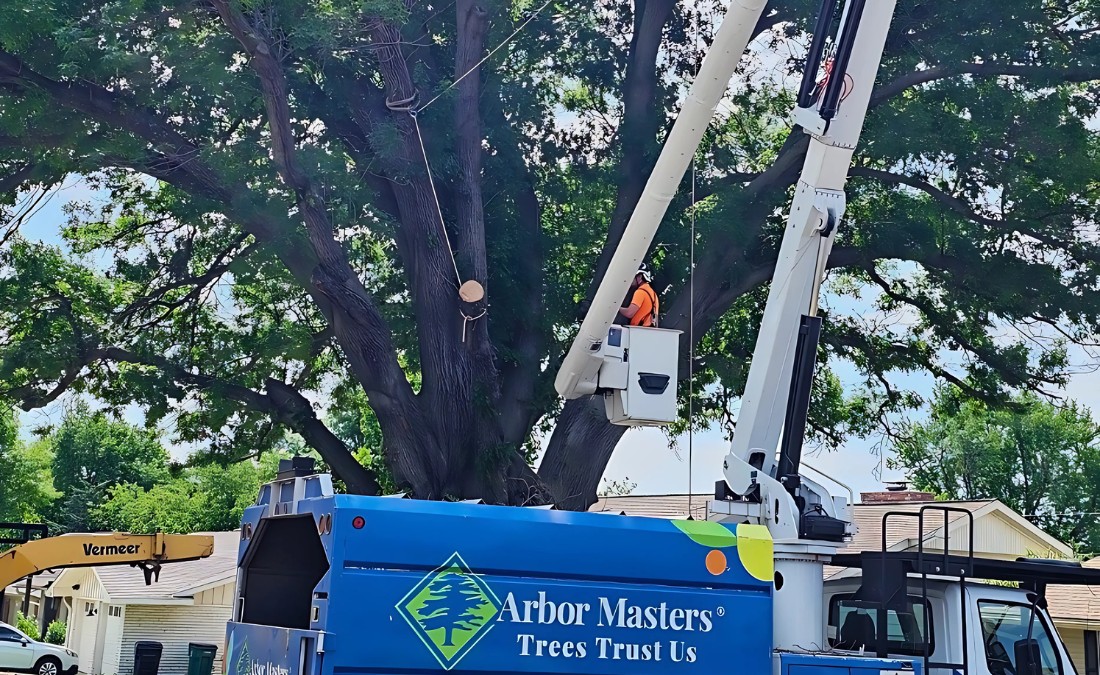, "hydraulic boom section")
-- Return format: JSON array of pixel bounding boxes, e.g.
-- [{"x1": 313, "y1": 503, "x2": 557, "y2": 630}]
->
[
  {"x1": 553, "y1": 0, "x2": 770, "y2": 426},
  {"x1": 713, "y1": 0, "x2": 897, "y2": 545},
  {"x1": 0, "y1": 530, "x2": 215, "y2": 589}
]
